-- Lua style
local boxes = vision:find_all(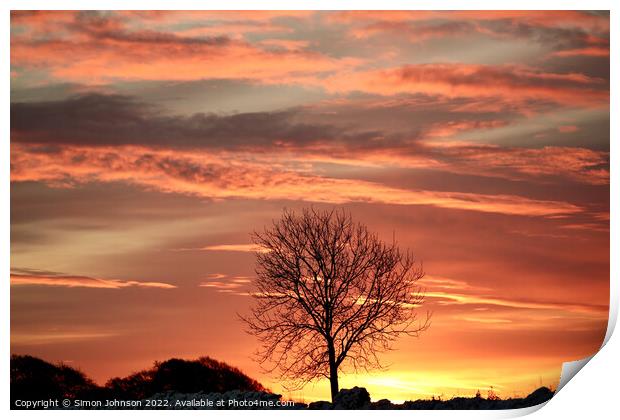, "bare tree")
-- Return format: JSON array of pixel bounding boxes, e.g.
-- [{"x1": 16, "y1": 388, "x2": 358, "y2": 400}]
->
[{"x1": 242, "y1": 208, "x2": 430, "y2": 402}]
